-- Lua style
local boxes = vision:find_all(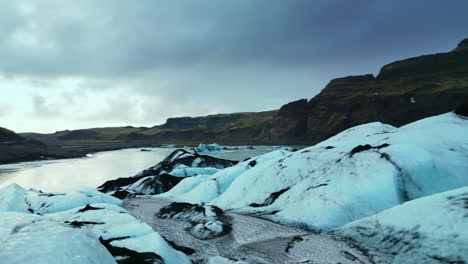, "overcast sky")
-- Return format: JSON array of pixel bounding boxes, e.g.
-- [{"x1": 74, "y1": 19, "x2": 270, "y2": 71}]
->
[{"x1": 1, "y1": 0, "x2": 467, "y2": 133}]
